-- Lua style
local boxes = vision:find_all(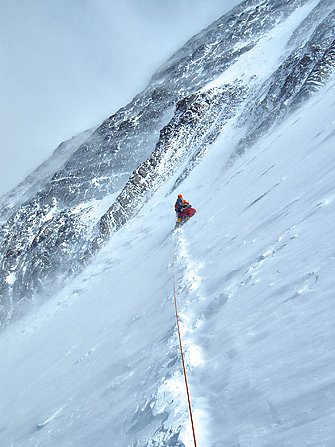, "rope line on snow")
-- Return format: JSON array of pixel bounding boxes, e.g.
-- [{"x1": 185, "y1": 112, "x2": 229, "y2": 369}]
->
[{"x1": 172, "y1": 259, "x2": 198, "y2": 447}]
